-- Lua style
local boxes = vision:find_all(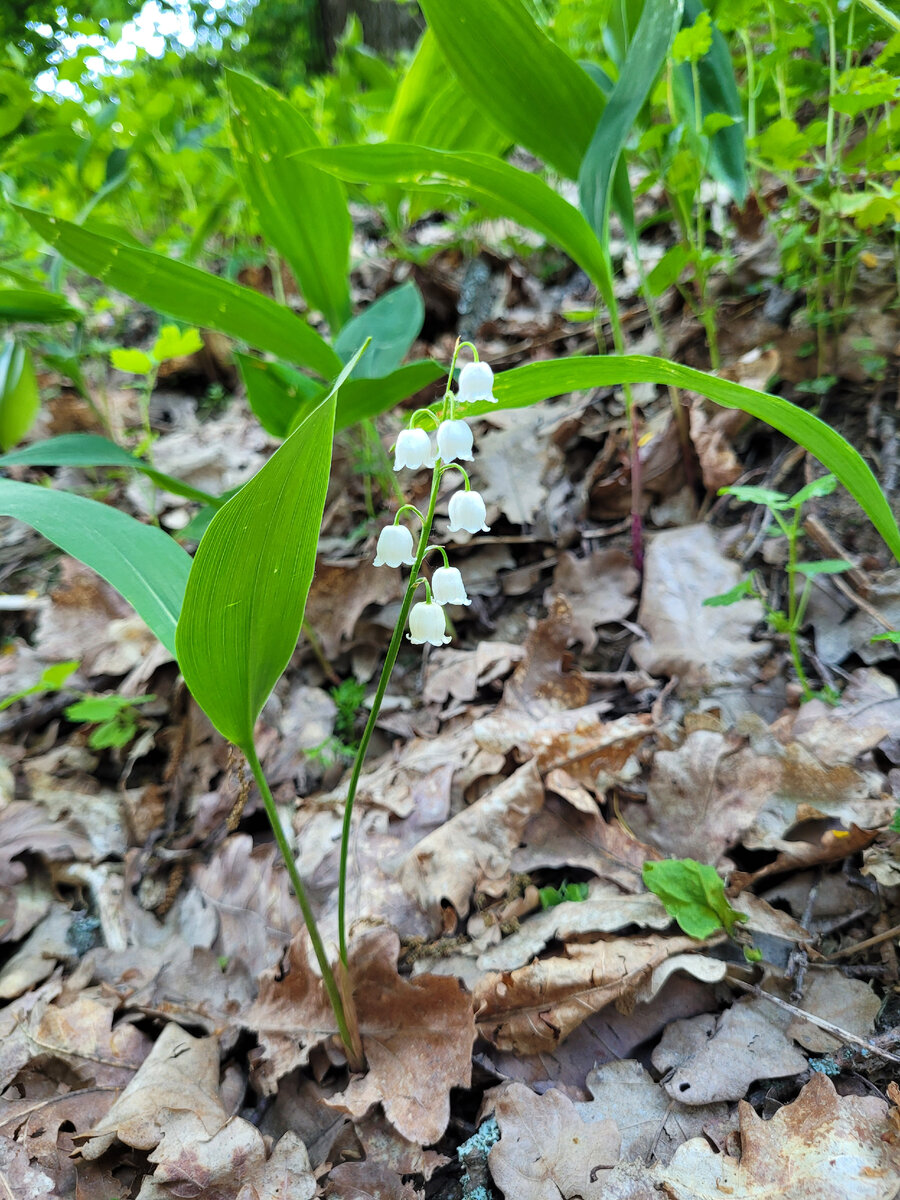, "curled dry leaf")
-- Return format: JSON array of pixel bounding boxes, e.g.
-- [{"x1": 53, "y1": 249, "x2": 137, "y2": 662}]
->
[
  {"x1": 632, "y1": 524, "x2": 770, "y2": 688},
  {"x1": 326, "y1": 1161, "x2": 423, "y2": 1200},
  {"x1": 688, "y1": 397, "x2": 744, "y2": 493},
  {"x1": 476, "y1": 889, "x2": 672, "y2": 972},
  {"x1": 543, "y1": 549, "x2": 639, "y2": 652},
  {"x1": 784, "y1": 970, "x2": 880, "y2": 1053},
  {"x1": 77, "y1": 1023, "x2": 227, "y2": 1159},
  {"x1": 424, "y1": 640, "x2": 524, "y2": 706},
  {"x1": 651, "y1": 998, "x2": 808, "y2": 1105},
  {"x1": 475, "y1": 934, "x2": 711, "y2": 1054},
  {"x1": 399, "y1": 759, "x2": 544, "y2": 924},
  {"x1": 305, "y1": 561, "x2": 403, "y2": 658},
  {"x1": 246, "y1": 927, "x2": 475, "y2": 1146},
  {"x1": 489, "y1": 1083, "x2": 620, "y2": 1200},
  {"x1": 477, "y1": 406, "x2": 559, "y2": 525}
]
